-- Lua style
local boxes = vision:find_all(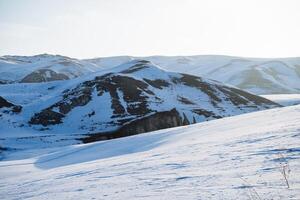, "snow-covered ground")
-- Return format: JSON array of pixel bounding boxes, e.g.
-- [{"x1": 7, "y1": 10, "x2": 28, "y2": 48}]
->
[
  {"x1": 1, "y1": 105, "x2": 299, "y2": 199},
  {"x1": 261, "y1": 94, "x2": 300, "y2": 106}
]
